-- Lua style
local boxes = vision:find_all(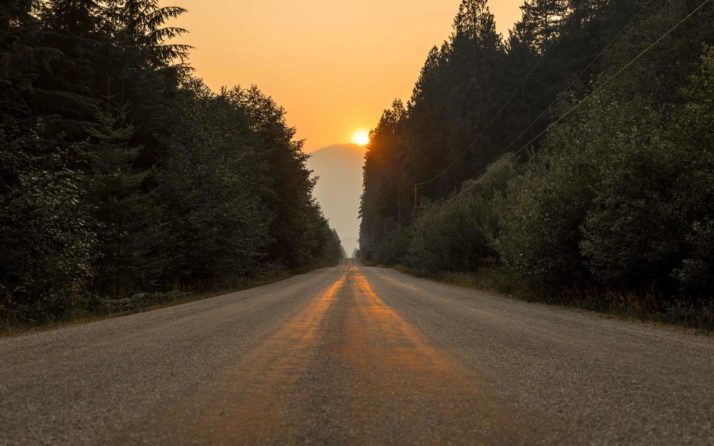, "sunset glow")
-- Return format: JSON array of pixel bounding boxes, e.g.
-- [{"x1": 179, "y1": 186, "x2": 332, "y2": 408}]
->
[
  {"x1": 163, "y1": 0, "x2": 523, "y2": 151},
  {"x1": 352, "y1": 130, "x2": 370, "y2": 146}
]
